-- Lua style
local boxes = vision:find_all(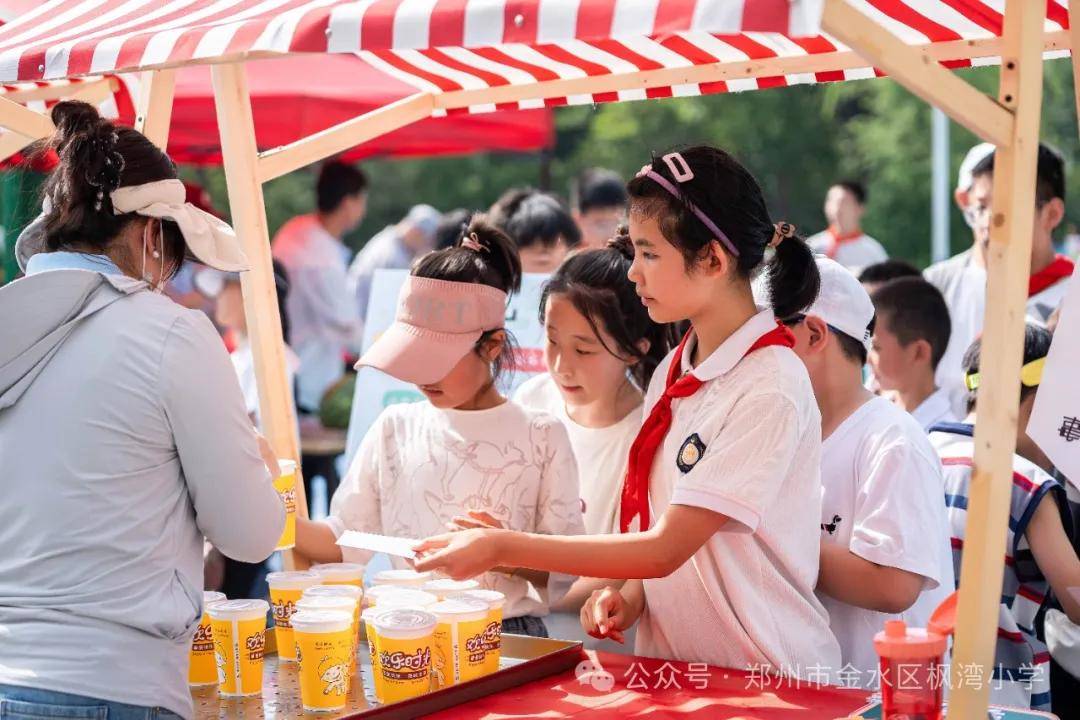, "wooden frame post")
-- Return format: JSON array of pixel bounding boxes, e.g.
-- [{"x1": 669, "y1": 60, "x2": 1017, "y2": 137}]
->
[
  {"x1": 948, "y1": 1, "x2": 1045, "y2": 716},
  {"x1": 134, "y1": 69, "x2": 176, "y2": 150},
  {"x1": 211, "y1": 61, "x2": 309, "y2": 570}
]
